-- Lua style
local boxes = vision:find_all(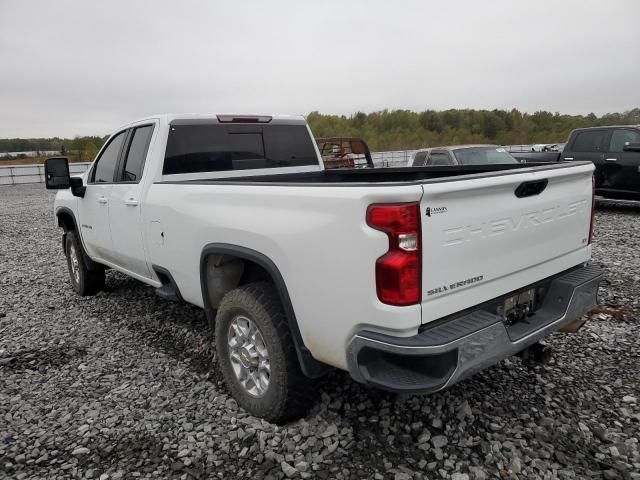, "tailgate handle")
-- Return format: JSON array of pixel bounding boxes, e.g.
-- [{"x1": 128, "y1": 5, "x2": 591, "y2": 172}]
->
[{"x1": 515, "y1": 179, "x2": 548, "y2": 198}]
